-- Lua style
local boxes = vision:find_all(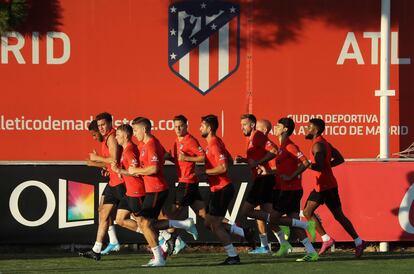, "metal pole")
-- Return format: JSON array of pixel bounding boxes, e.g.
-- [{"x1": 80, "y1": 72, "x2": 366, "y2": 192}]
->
[
  {"x1": 377, "y1": 0, "x2": 393, "y2": 252},
  {"x1": 380, "y1": 0, "x2": 391, "y2": 158}
]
